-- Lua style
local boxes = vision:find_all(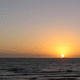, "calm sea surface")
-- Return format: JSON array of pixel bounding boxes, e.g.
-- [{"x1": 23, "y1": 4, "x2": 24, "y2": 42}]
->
[{"x1": 0, "y1": 58, "x2": 80, "y2": 80}]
